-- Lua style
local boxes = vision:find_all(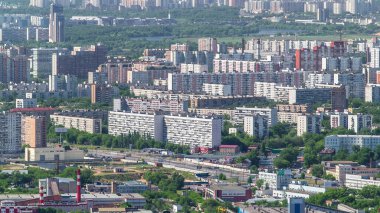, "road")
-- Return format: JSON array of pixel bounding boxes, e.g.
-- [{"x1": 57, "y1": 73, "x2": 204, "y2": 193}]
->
[{"x1": 88, "y1": 149, "x2": 250, "y2": 181}]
